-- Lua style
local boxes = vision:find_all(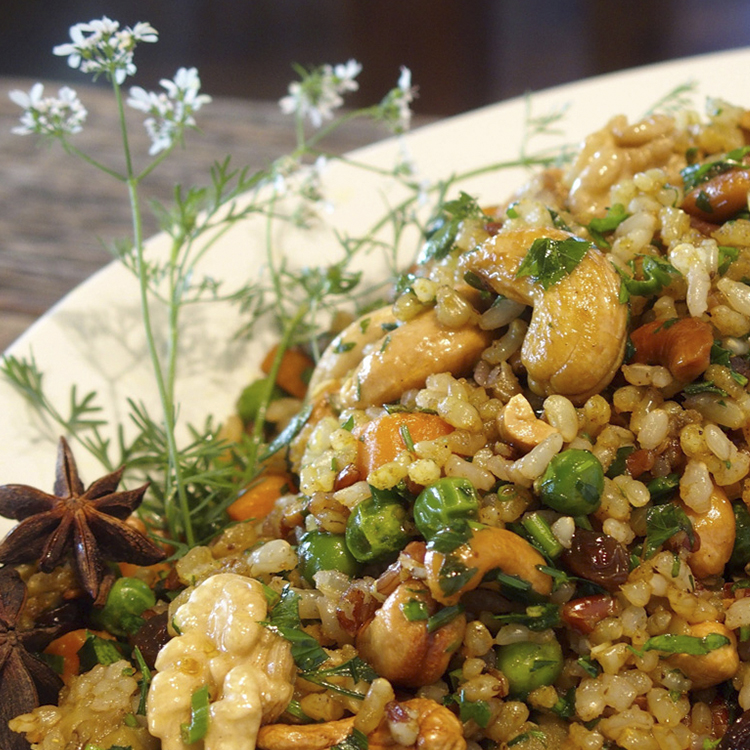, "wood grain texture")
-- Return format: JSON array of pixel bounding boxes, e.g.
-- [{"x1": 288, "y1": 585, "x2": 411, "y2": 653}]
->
[{"x1": 0, "y1": 78, "x2": 432, "y2": 352}]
